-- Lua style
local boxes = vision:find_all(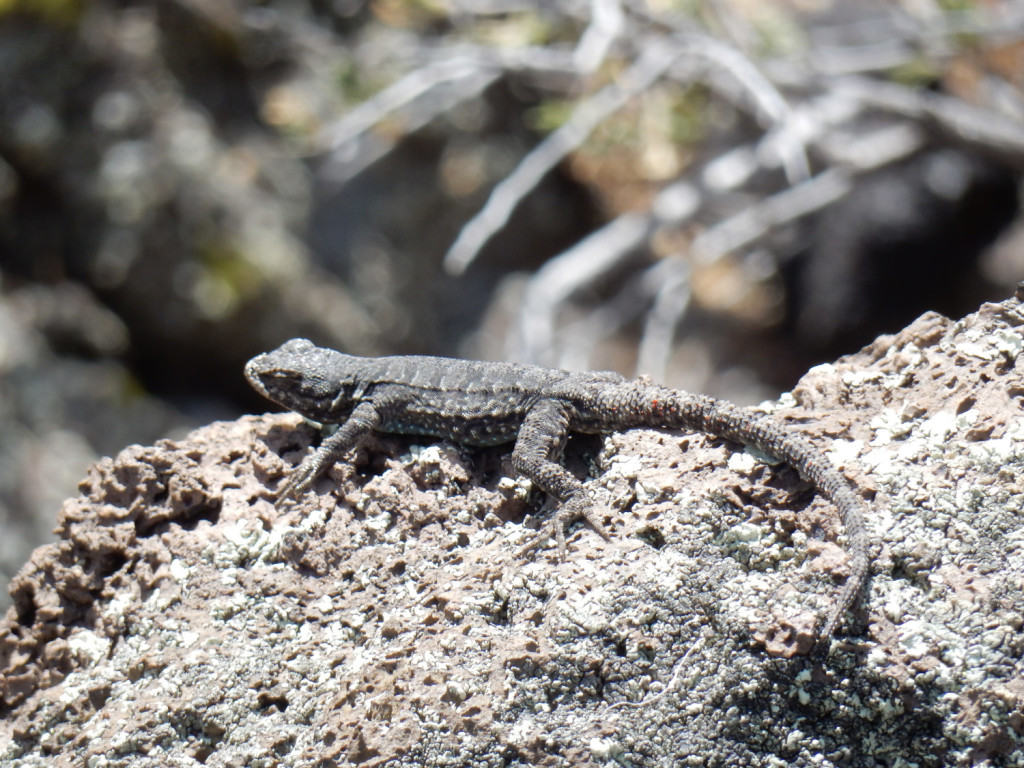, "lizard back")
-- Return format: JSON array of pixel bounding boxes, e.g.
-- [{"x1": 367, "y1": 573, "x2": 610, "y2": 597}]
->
[{"x1": 351, "y1": 355, "x2": 625, "y2": 446}]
